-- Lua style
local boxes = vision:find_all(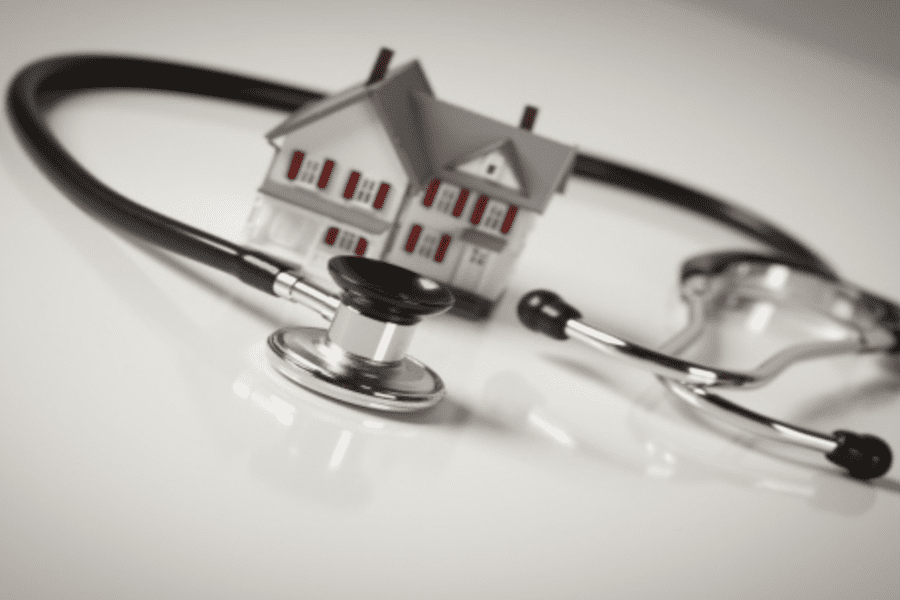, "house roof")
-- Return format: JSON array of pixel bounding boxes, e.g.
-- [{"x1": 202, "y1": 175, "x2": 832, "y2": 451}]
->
[
  {"x1": 266, "y1": 60, "x2": 576, "y2": 214},
  {"x1": 266, "y1": 61, "x2": 435, "y2": 191},
  {"x1": 411, "y1": 92, "x2": 576, "y2": 212},
  {"x1": 452, "y1": 139, "x2": 528, "y2": 196}
]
